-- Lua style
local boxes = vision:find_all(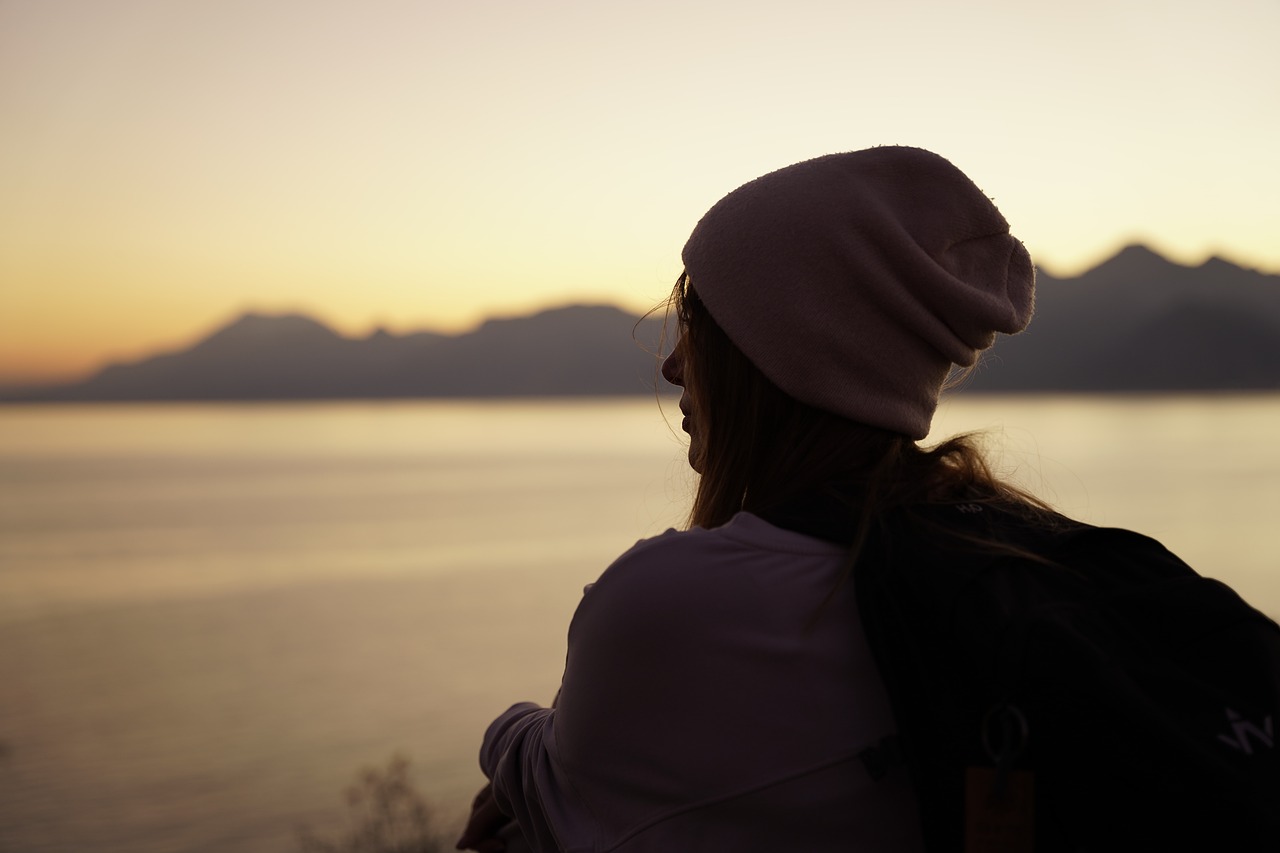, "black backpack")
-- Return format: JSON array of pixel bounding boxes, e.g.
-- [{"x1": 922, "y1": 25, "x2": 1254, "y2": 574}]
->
[{"x1": 766, "y1": 497, "x2": 1280, "y2": 852}]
